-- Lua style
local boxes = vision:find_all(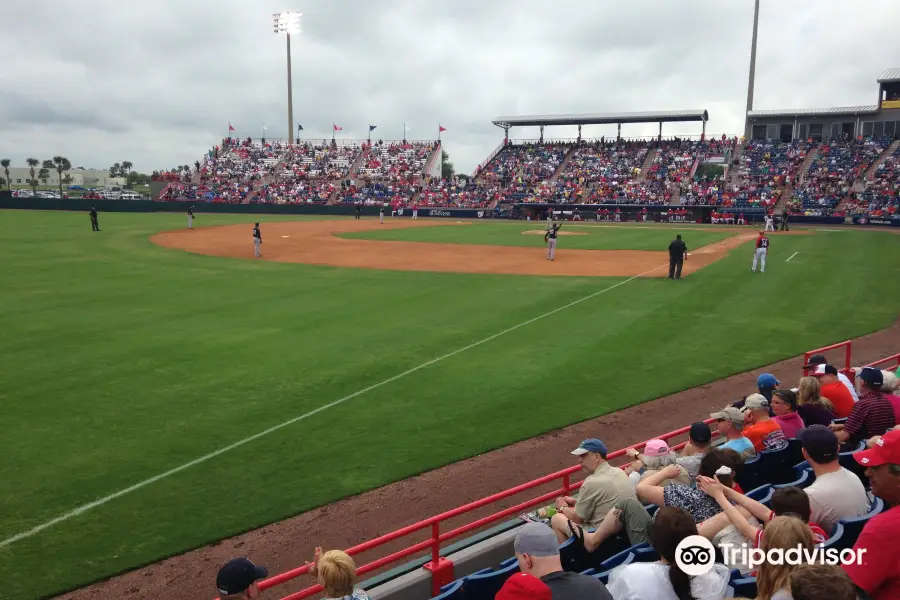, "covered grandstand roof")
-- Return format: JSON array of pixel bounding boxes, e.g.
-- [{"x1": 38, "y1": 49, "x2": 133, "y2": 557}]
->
[
  {"x1": 747, "y1": 105, "x2": 880, "y2": 119},
  {"x1": 878, "y1": 68, "x2": 900, "y2": 84},
  {"x1": 491, "y1": 110, "x2": 708, "y2": 128}
]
